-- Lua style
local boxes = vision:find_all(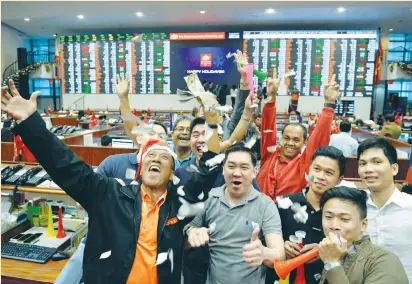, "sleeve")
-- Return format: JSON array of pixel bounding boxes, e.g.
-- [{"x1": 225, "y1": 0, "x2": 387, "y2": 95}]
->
[
  {"x1": 262, "y1": 198, "x2": 282, "y2": 235},
  {"x1": 300, "y1": 108, "x2": 334, "y2": 175},
  {"x1": 260, "y1": 102, "x2": 277, "y2": 166},
  {"x1": 324, "y1": 266, "x2": 350, "y2": 284},
  {"x1": 363, "y1": 252, "x2": 409, "y2": 284},
  {"x1": 223, "y1": 89, "x2": 249, "y2": 141},
  {"x1": 189, "y1": 206, "x2": 206, "y2": 228},
  {"x1": 11, "y1": 112, "x2": 116, "y2": 216}
]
